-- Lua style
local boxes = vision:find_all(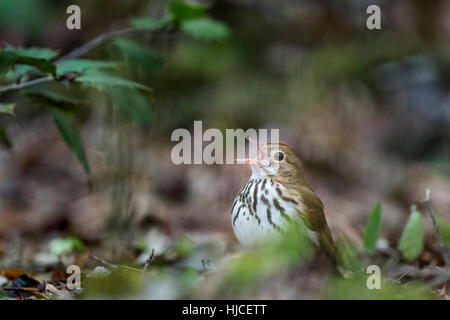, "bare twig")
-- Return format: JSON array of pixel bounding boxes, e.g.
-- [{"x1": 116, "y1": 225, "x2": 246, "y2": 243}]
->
[
  {"x1": 420, "y1": 188, "x2": 450, "y2": 266},
  {"x1": 142, "y1": 248, "x2": 155, "y2": 273},
  {"x1": 89, "y1": 254, "x2": 119, "y2": 269},
  {"x1": 89, "y1": 254, "x2": 142, "y2": 273},
  {"x1": 2, "y1": 286, "x2": 48, "y2": 299},
  {"x1": 3, "y1": 286, "x2": 40, "y2": 291},
  {"x1": 388, "y1": 265, "x2": 450, "y2": 288},
  {"x1": 119, "y1": 265, "x2": 143, "y2": 273},
  {"x1": 391, "y1": 266, "x2": 416, "y2": 285}
]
